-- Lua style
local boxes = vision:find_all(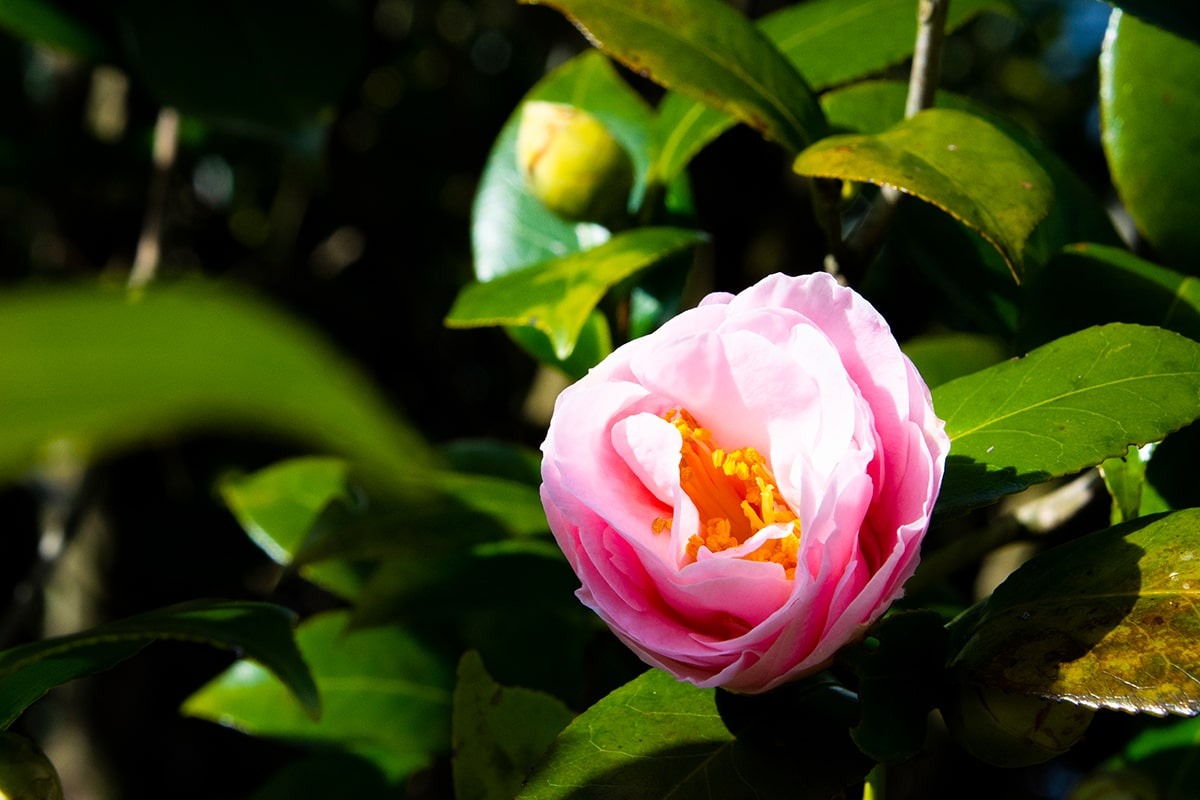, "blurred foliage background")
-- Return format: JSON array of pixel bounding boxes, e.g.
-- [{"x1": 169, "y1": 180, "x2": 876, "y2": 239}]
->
[{"x1": 0, "y1": 0, "x2": 1132, "y2": 797}]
